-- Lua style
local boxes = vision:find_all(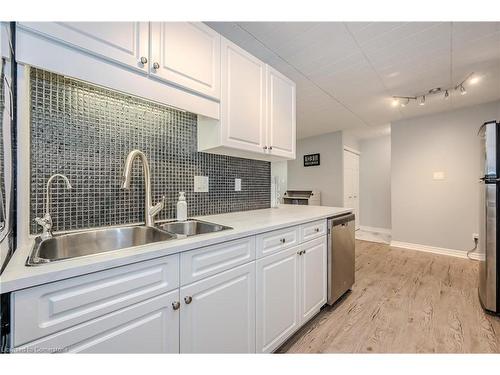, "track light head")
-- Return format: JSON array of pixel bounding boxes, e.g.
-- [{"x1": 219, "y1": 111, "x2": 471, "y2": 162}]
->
[
  {"x1": 391, "y1": 98, "x2": 399, "y2": 107},
  {"x1": 444, "y1": 90, "x2": 449, "y2": 99},
  {"x1": 419, "y1": 96, "x2": 426, "y2": 106},
  {"x1": 460, "y1": 84, "x2": 467, "y2": 95}
]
